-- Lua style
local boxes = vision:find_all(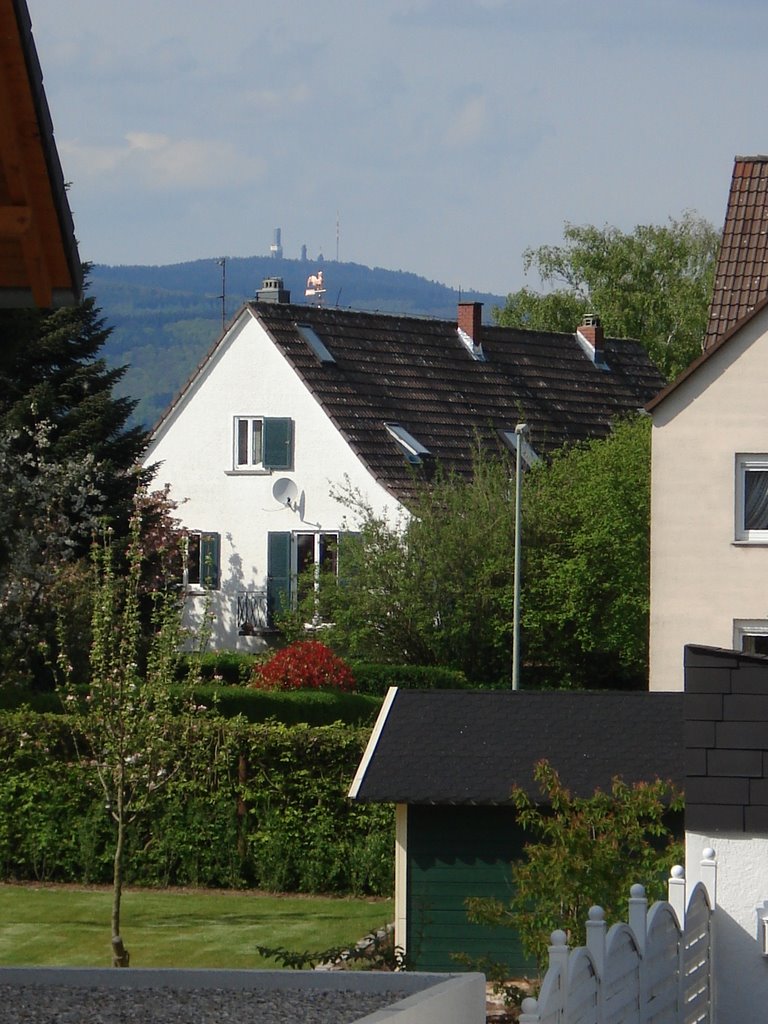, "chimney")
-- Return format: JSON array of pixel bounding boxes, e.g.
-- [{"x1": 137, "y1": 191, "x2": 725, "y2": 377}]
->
[
  {"x1": 256, "y1": 276, "x2": 291, "y2": 304},
  {"x1": 577, "y1": 313, "x2": 605, "y2": 361},
  {"x1": 458, "y1": 301, "x2": 483, "y2": 344}
]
